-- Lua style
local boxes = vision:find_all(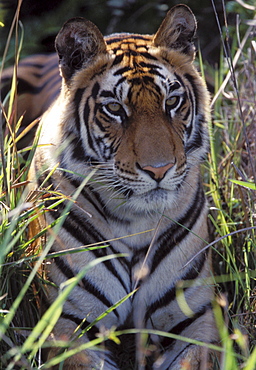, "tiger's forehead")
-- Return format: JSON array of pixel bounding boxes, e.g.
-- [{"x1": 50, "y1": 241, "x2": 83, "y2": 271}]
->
[
  {"x1": 102, "y1": 33, "x2": 186, "y2": 86},
  {"x1": 75, "y1": 32, "x2": 188, "y2": 109},
  {"x1": 103, "y1": 33, "x2": 169, "y2": 81},
  {"x1": 95, "y1": 37, "x2": 184, "y2": 112},
  {"x1": 105, "y1": 33, "x2": 160, "y2": 68},
  {"x1": 105, "y1": 33, "x2": 154, "y2": 54}
]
